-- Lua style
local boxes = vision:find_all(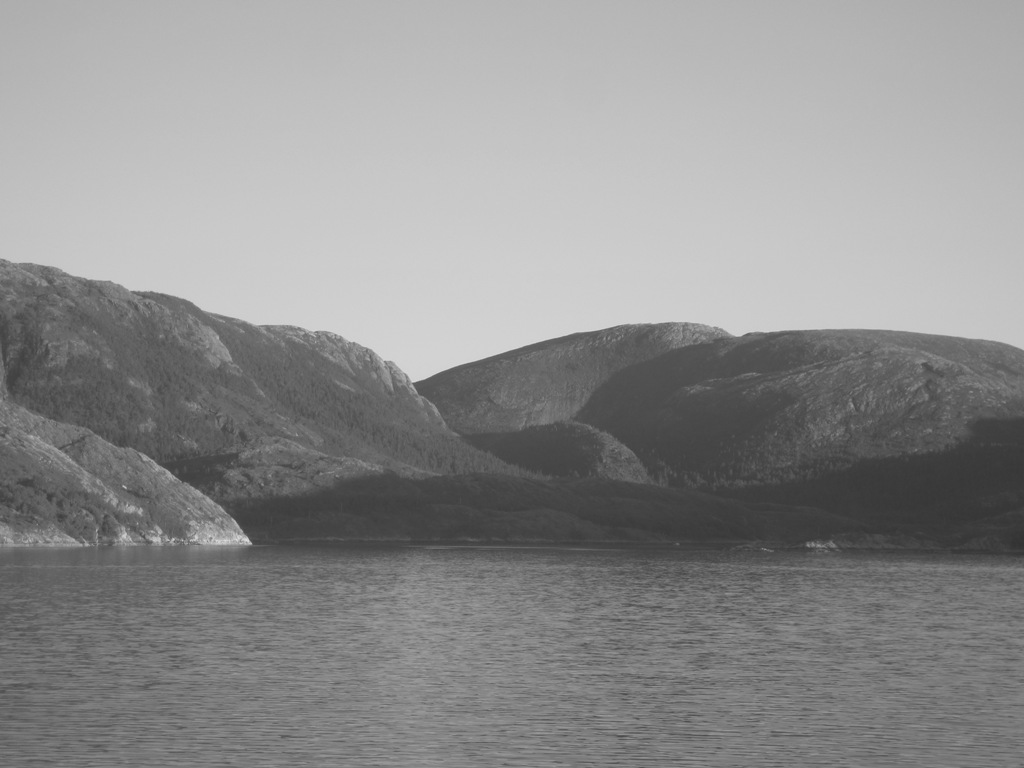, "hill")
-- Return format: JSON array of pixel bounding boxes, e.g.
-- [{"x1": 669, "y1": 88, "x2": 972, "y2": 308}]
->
[
  {"x1": 0, "y1": 259, "x2": 516, "y2": 480},
  {"x1": 6, "y1": 259, "x2": 1023, "y2": 549},
  {"x1": 579, "y1": 329, "x2": 1024, "y2": 487},
  {"x1": 422, "y1": 327, "x2": 1024, "y2": 548},
  {"x1": 0, "y1": 399, "x2": 249, "y2": 545},
  {"x1": 416, "y1": 322, "x2": 731, "y2": 433}
]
